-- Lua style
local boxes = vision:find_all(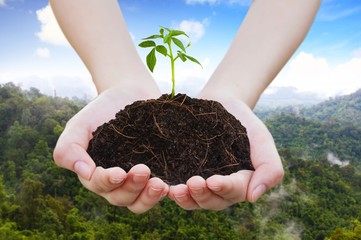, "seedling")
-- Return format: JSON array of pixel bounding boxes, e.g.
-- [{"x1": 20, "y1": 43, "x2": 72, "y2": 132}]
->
[{"x1": 138, "y1": 26, "x2": 202, "y2": 98}]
